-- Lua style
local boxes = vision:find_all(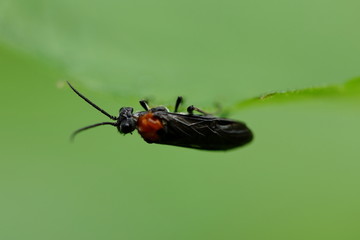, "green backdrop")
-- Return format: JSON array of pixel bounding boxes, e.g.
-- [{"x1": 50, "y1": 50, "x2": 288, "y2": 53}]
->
[{"x1": 1, "y1": 0, "x2": 359, "y2": 239}]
